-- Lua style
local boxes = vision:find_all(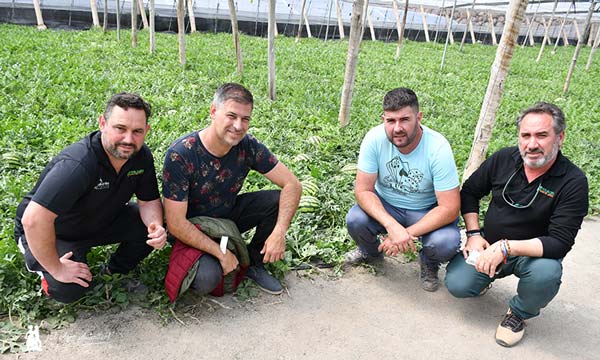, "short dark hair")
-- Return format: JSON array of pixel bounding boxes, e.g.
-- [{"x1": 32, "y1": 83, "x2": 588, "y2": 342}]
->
[
  {"x1": 517, "y1": 102, "x2": 566, "y2": 134},
  {"x1": 213, "y1": 83, "x2": 254, "y2": 108},
  {"x1": 104, "y1": 92, "x2": 152, "y2": 122},
  {"x1": 383, "y1": 87, "x2": 419, "y2": 113}
]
